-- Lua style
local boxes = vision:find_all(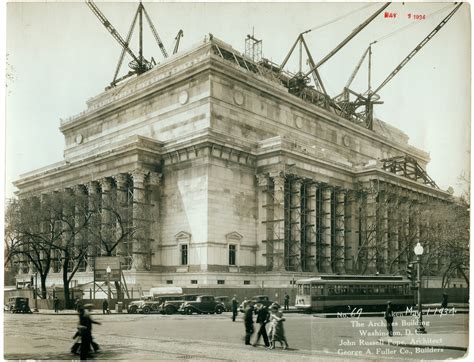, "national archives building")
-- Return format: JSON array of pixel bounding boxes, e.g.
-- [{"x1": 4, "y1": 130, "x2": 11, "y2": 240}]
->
[{"x1": 14, "y1": 37, "x2": 455, "y2": 289}]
